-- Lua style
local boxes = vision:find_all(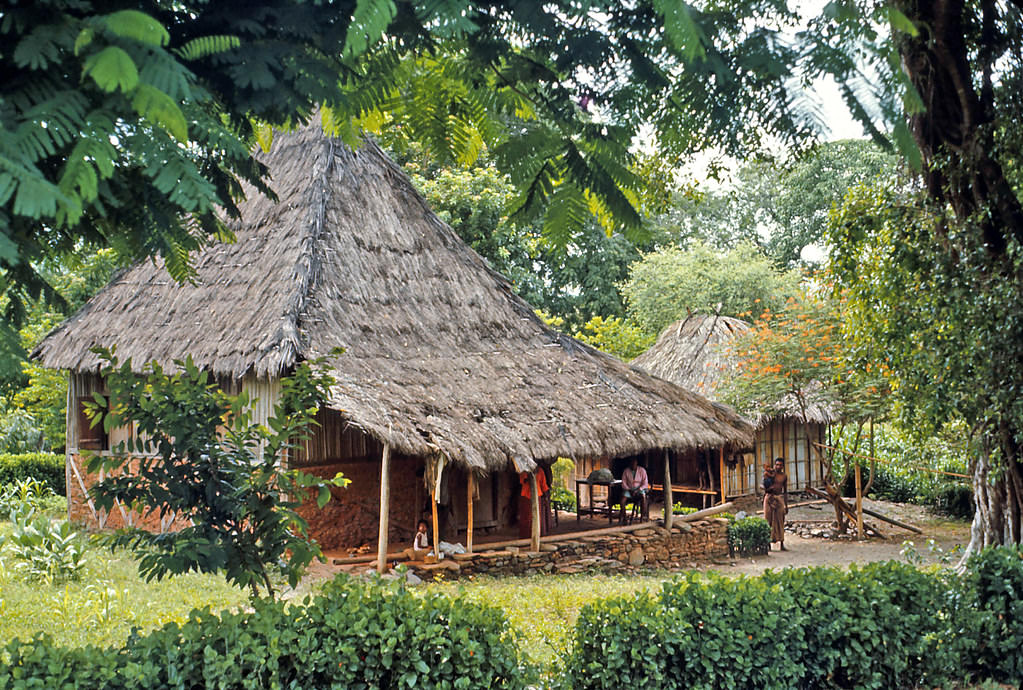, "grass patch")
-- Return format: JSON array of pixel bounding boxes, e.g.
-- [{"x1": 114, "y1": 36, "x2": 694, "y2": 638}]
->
[
  {"x1": 424, "y1": 572, "x2": 672, "y2": 669},
  {"x1": 0, "y1": 521, "x2": 247, "y2": 649}
]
